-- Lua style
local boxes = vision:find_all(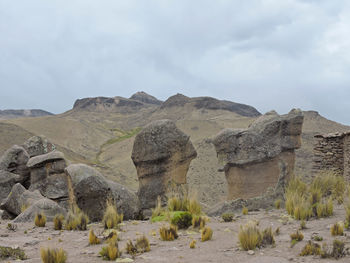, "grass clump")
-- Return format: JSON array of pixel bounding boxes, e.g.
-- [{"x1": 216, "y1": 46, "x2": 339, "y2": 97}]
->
[
  {"x1": 65, "y1": 205, "x2": 89, "y2": 231},
  {"x1": 274, "y1": 199, "x2": 282, "y2": 209},
  {"x1": 290, "y1": 230, "x2": 304, "y2": 242},
  {"x1": 331, "y1": 222, "x2": 344, "y2": 236},
  {"x1": 53, "y1": 214, "x2": 64, "y2": 230},
  {"x1": 159, "y1": 225, "x2": 178, "y2": 241},
  {"x1": 151, "y1": 196, "x2": 164, "y2": 219},
  {"x1": 125, "y1": 240, "x2": 137, "y2": 255},
  {"x1": 201, "y1": 226, "x2": 213, "y2": 242},
  {"x1": 312, "y1": 235, "x2": 323, "y2": 241},
  {"x1": 189, "y1": 239, "x2": 196, "y2": 248},
  {"x1": 221, "y1": 213, "x2": 234, "y2": 222},
  {"x1": 171, "y1": 211, "x2": 192, "y2": 229},
  {"x1": 100, "y1": 235, "x2": 120, "y2": 261},
  {"x1": 89, "y1": 229, "x2": 101, "y2": 245},
  {"x1": 192, "y1": 215, "x2": 206, "y2": 229},
  {"x1": 102, "y1": 199, "x2": 123, "y2": 229},
  {"x1": 261, "y1": 227, "x2": 275, "y2": 246},
  {"x1": 136, "y1": 235, "x2": 150, "y2": 253},
  {"x1": 242, "y1": 207, "x2": 248, "y2": 215},
  {"x1": 238, "y1": 222, "x2": 262, "y2": 251},
  {"x1": 300, "y1": 220, "x2": 306, "y2": 230},
  {"x1": 321, "y1": 240, "x2": 347, "y2": 259},
  {"x1": 300, "y1": 241, "x2": 321, "y2": 256},
  {"x1": 35, "y1": 212, "x2": 47, "y2": 227},
  {"x1": 0, "y1": 246, "x2": 27, "y2": 260},
  {"x1": 40, "y1": 247, "x2": 67, "y2": 263}
]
